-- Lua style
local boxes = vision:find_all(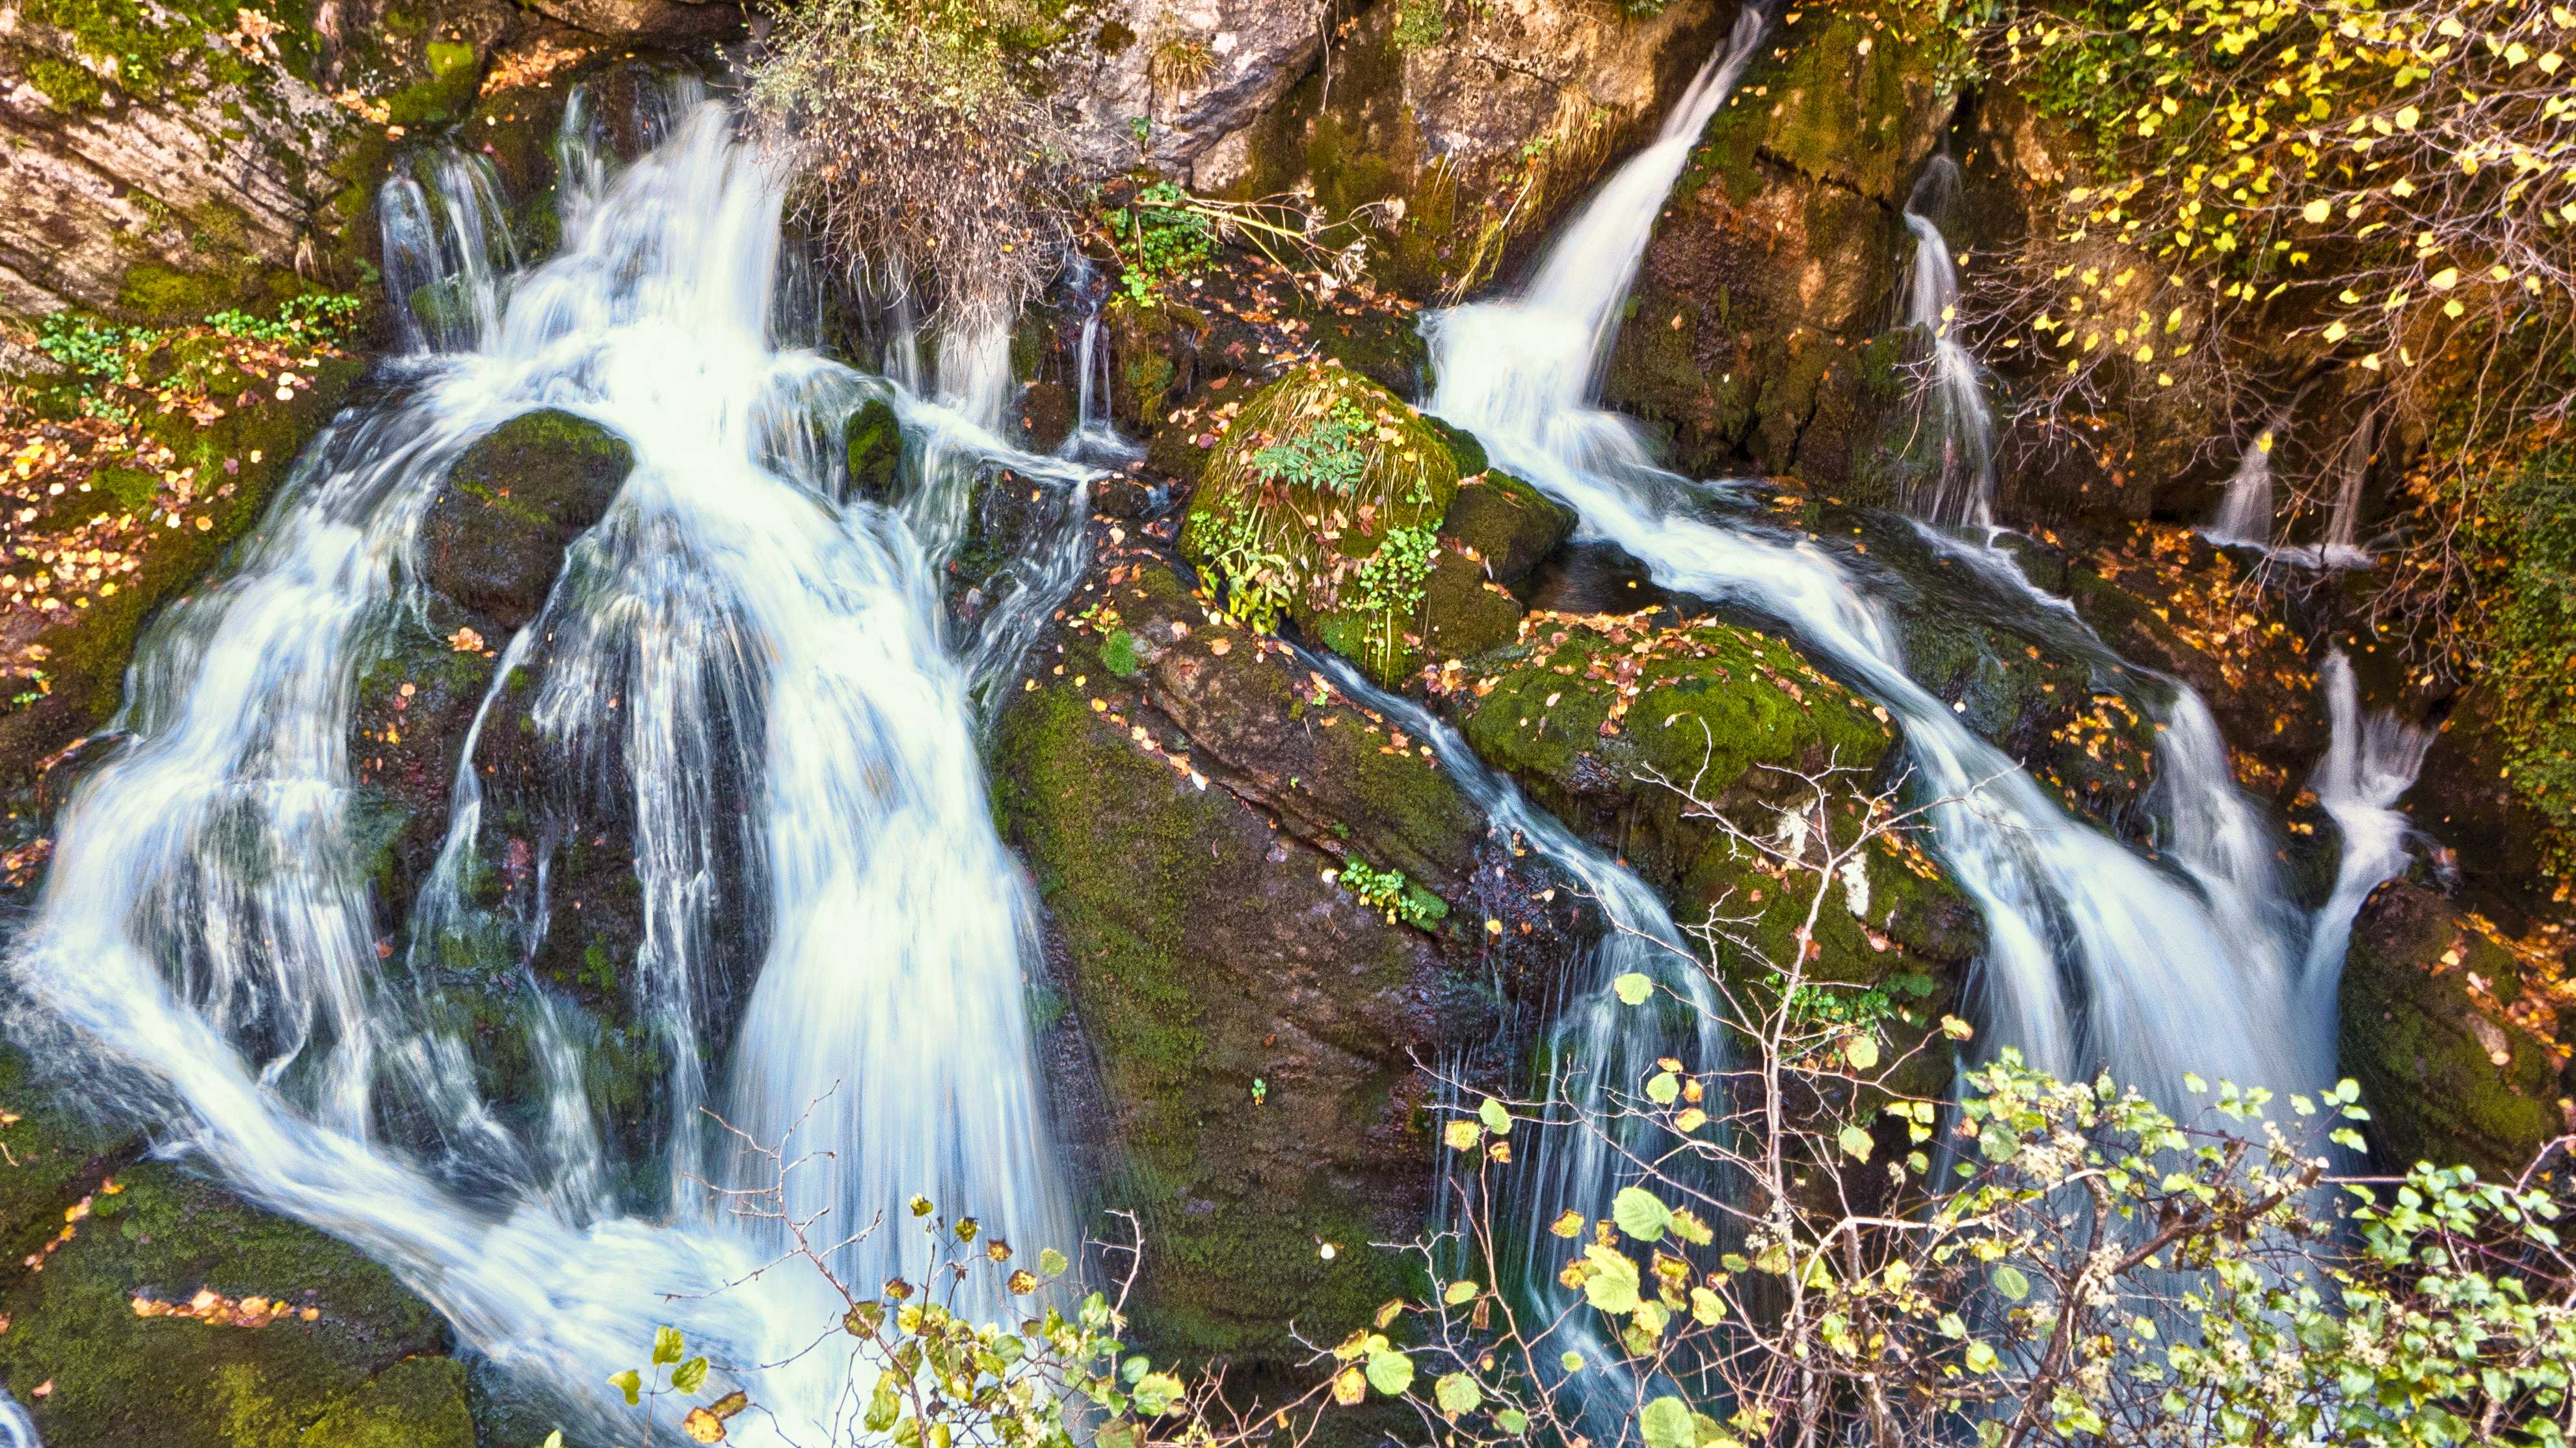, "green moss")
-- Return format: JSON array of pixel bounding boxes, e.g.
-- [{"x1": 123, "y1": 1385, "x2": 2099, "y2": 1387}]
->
[
  {"x1": 1454, "y1": 611, "x2": 1972, "y2": 1042},
  {"x1": 31, "y1": 358, "x2": 363, "y2": 739},
  {"x1": 990, "y1": 629, "x2": 1440, "y2": 1363},
  {"x1": 843, "y1": 396, "x2": 903, "y2": 499},
  {"x1": 22, "y1": 54, "x2": 104, "y2": 108},
  {"x1": 0, "y1": 1161, "x2": 468, "y2": 1448}
]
